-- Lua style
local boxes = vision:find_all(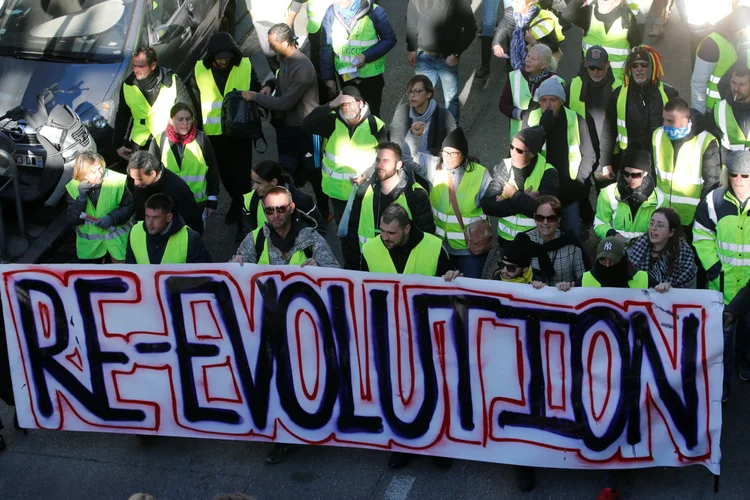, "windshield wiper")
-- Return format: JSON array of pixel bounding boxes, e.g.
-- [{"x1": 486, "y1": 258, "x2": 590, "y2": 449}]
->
[{"x1": 10, "y1": 50, "x2": 103, "y2": 63}]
